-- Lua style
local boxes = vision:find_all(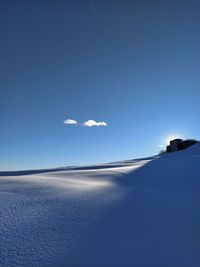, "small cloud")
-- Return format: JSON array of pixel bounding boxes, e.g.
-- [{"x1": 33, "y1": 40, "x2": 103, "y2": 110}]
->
[
  {"x1": 83, "y1": 120, "x2": 107, "y2": 127},
  {"x1": 64, "y1": 119, "x2": 78, "y2": 125},
  {"x1": 63, "y1": 118, "x2": 107, "y2": 127},
  {"x1": 157, "y1": 145, "x2": 164, "y2": 148}
]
